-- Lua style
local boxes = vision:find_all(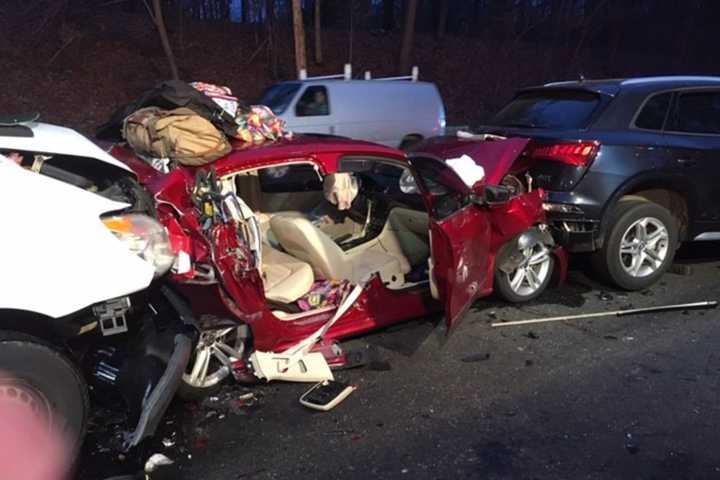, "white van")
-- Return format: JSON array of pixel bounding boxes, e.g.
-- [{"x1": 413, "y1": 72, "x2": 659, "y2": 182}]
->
[{"x1": 259, "y1": 78, "x2": 446, "y2": 149}]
